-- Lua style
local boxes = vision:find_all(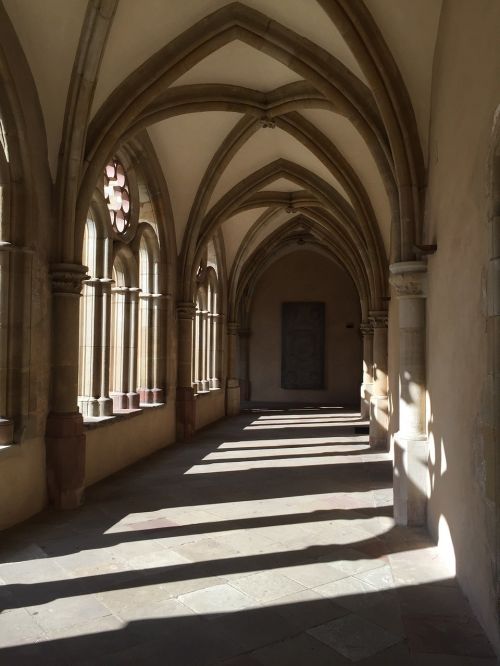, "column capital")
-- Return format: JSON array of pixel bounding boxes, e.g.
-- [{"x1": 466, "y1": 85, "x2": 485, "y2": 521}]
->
[
  {"x1": 176, "y1": 301, "x2": 196, "y2": 319},
  {"x1": 368, "y1": 310, "x2": 388, "y2": 328},
  {"x1": 389, "y1": 261, "x2": 427, "y2": 298},
  {"x1": 360, "y1": 320, "x2": 373, "y2": 336},
  {"x1": 227, "y1": 321, "x2": 239, "y2": 335},
  {"x1": 50, "y1": 263, "x2": 89, "y2": 295}
]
